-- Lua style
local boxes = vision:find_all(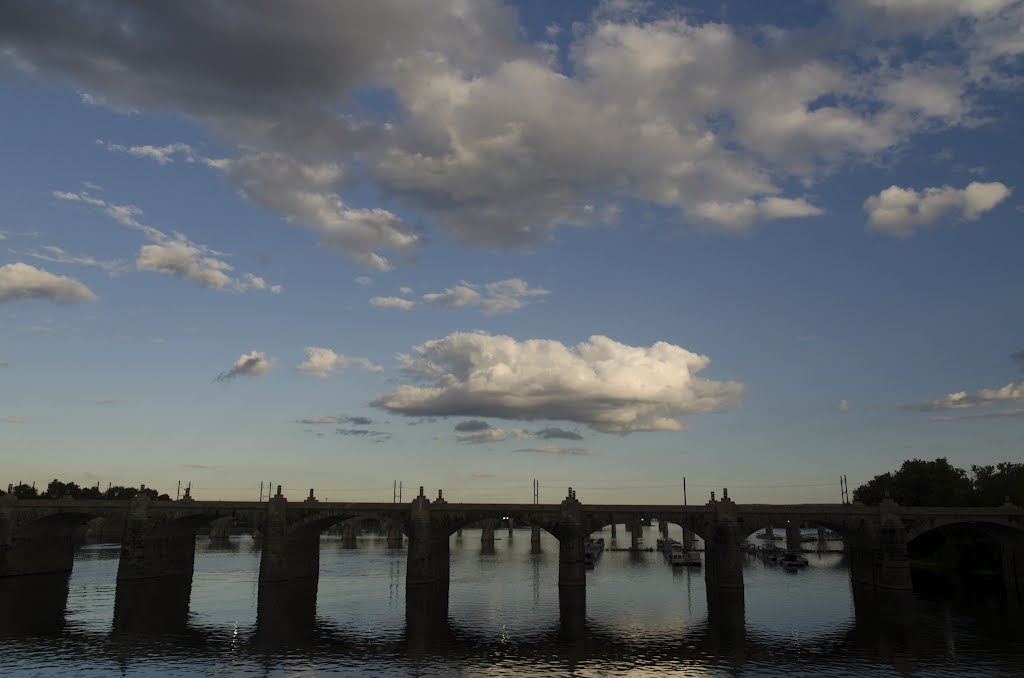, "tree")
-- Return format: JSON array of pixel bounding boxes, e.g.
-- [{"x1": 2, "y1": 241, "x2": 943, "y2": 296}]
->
[
  {"x1": 853, "y1": 458, "x2": 974, "y2": 506},
  {"x1": 10, "y1": 483, "x2": 38, "y2": 499},
  {"x1": 972, "y1": 462, "x2": 1024, "y2": 506}
]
